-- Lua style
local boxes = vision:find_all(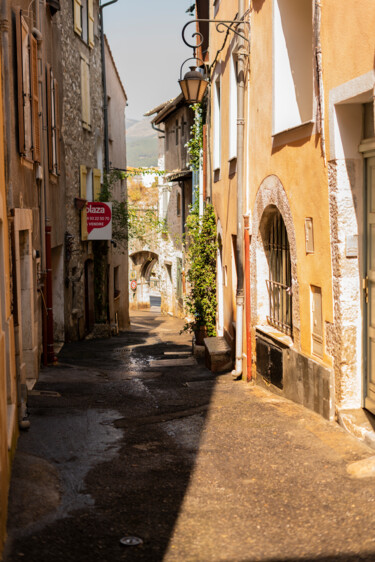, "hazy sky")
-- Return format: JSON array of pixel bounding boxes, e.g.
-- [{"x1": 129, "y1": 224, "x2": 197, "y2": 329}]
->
[{"x1": 103, "y1": 0, "x2": 193, "y2": 122}]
